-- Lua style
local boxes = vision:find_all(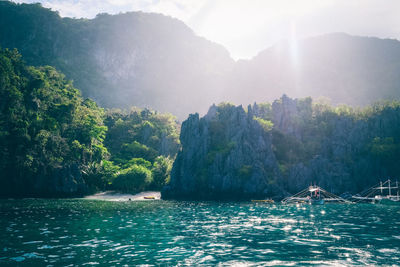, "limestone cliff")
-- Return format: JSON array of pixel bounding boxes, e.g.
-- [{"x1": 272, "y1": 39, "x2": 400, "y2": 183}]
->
[
  {"x1": 162, "y1": 104, "x2": 284, "y2": 200},
  {"x1": 163, "y1": 96, "x2": 400, "y2": 200}
]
